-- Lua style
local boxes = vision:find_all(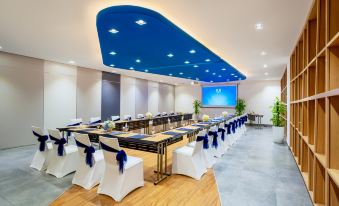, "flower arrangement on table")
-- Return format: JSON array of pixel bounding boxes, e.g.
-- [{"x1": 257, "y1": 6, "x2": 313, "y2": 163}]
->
[
  {"x1": 103, "y1": 120, "x2": 115, "y2": 132},
  {"x1": 202, "y1": 114, "x2": 210, "y2": 122},
  {"x1": 222, "y1": 111, "x2": 228, "y2": 118},
  {"x1": 145, "y1": 112, "x2": 153, "y2": 119}
]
